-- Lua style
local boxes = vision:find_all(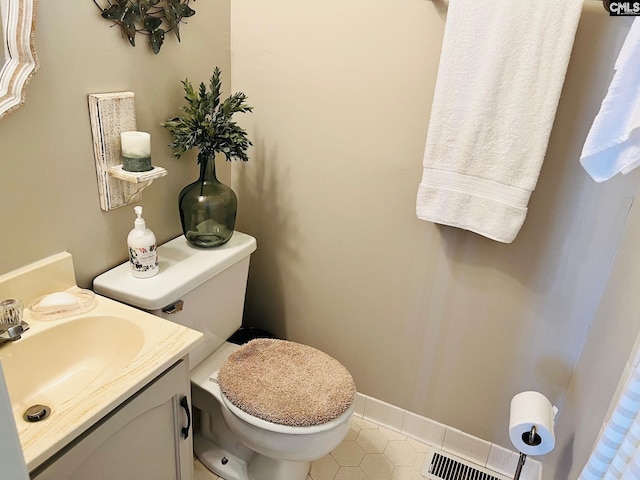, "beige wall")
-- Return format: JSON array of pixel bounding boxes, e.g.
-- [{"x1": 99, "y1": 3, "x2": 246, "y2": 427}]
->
[
  {"x1": 230, "y1": 0, "x2": 637, "y2": 459},
  {"x1": 0, "y1": 0, "x2": 231, "y2": 287}
]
